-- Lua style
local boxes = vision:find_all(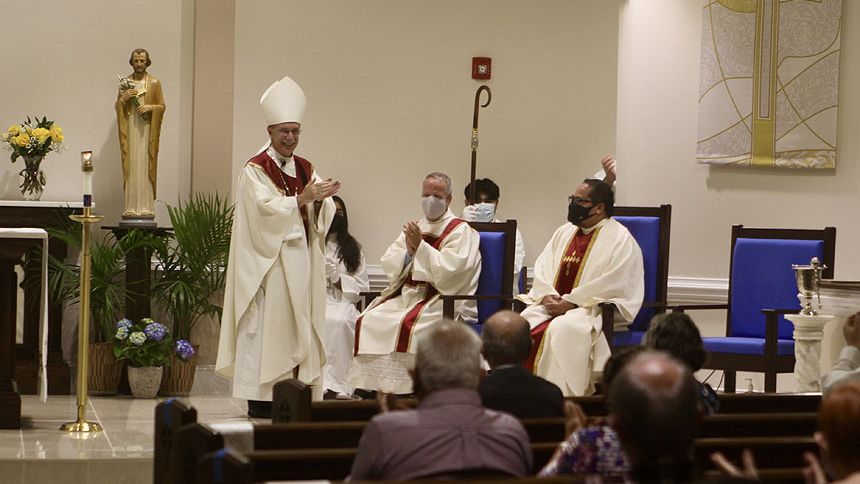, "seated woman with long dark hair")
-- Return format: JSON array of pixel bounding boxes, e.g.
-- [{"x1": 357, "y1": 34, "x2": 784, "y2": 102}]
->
[{"x1": 323, "y1": 195, "x2": 368, "y2": 399}]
